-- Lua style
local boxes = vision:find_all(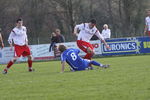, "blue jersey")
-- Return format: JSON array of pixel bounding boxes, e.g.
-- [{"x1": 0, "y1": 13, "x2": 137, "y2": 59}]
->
[{"x1": 61, "y1": 48, "x2": 90, "y2": 71}]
